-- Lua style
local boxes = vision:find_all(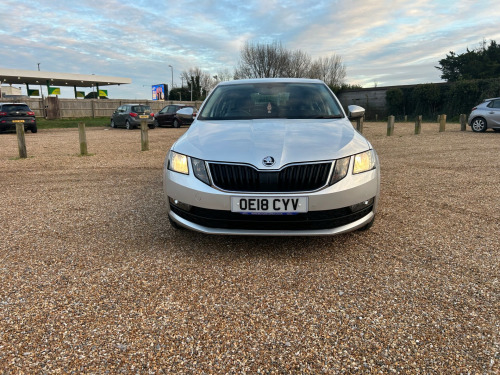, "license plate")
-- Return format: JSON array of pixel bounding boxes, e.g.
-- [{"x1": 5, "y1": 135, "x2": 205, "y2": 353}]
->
[
  {"x1": 12, "y1": 120, "x2": 25, "y2": 123},
  {"x1": 231, "y1": 196, "x2": 308, "y2": 214},
  {"x1": 139, "y1": 115, "x2": 148, "y2": 119}
]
